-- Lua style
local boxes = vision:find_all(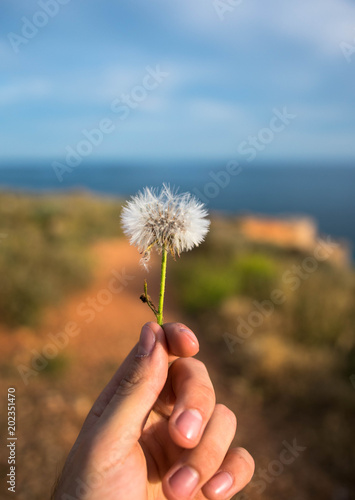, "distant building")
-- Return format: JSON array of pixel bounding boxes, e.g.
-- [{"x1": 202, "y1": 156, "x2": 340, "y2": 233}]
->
[{"x1": 237, "y1": 215, "x2": 351, "y2": 268}]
